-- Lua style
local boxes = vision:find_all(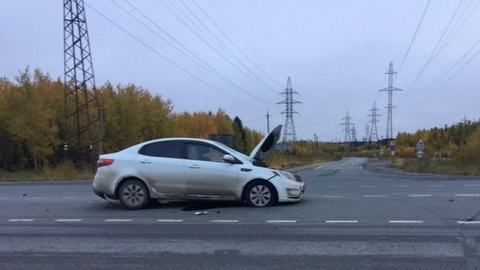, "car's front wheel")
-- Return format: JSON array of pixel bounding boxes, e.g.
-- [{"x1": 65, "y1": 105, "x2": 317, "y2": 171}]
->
[
  {"x1": 245, "y1": 181, "x2": 277, "y2": 207},
  {"x1": 118, "y1": 179, "x2": 150, "y2": 210}
]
